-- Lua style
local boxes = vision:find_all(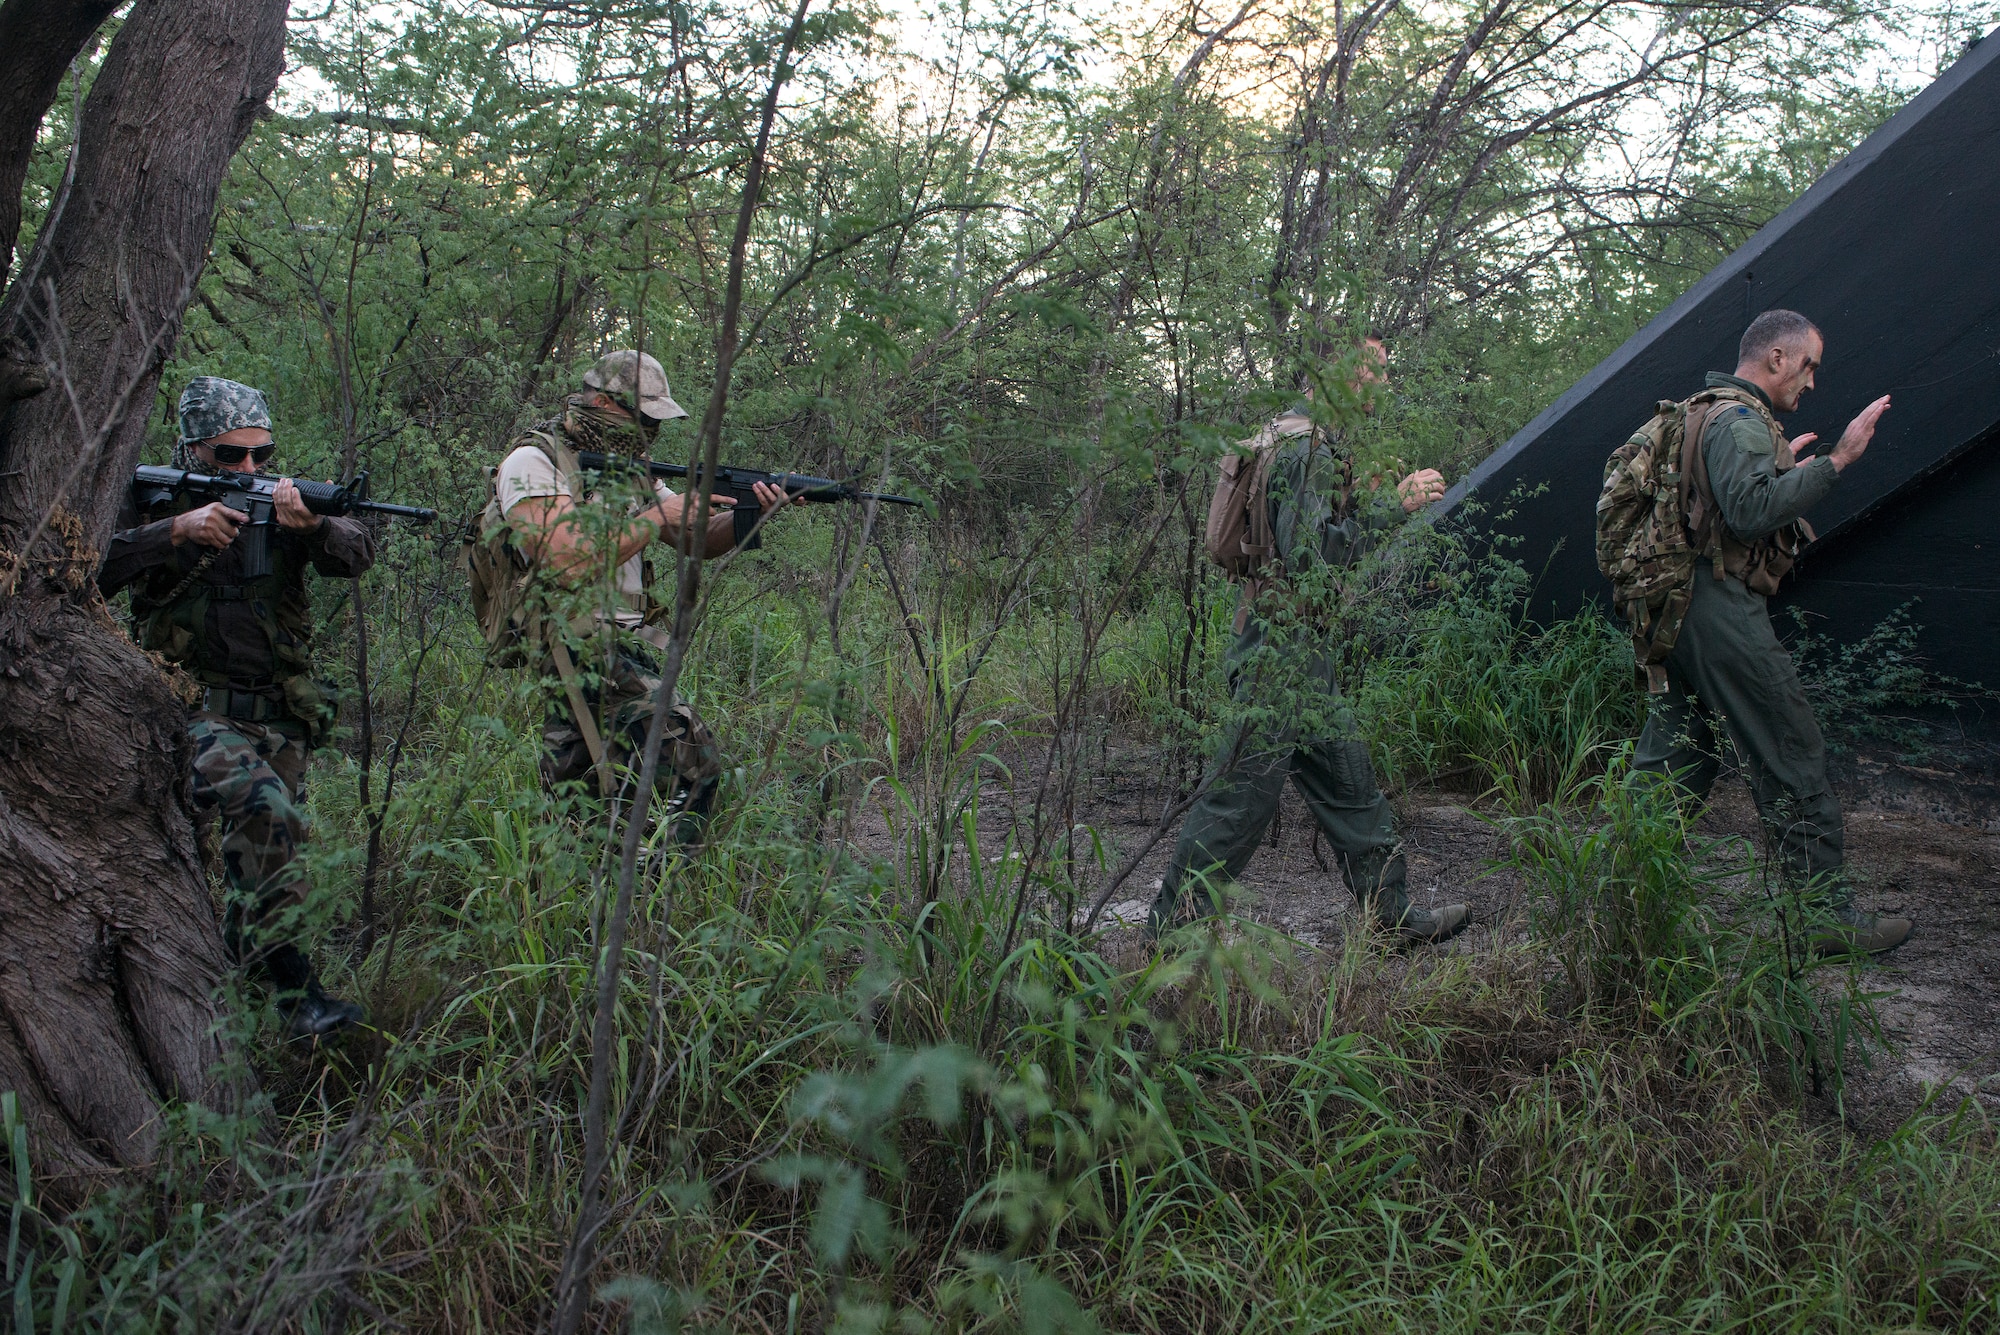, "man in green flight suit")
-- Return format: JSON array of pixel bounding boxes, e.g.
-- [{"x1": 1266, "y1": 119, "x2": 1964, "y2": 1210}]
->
[
  {"x1": 1633, "y1": 308, "x2": 1911, "y2": 954},
  {"x1": 1150, "y1": 338, "x2": 1470, "y2": 944},
  {"x1": 100, "y1": 377, "x2": 371, "y2": 1039}
]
